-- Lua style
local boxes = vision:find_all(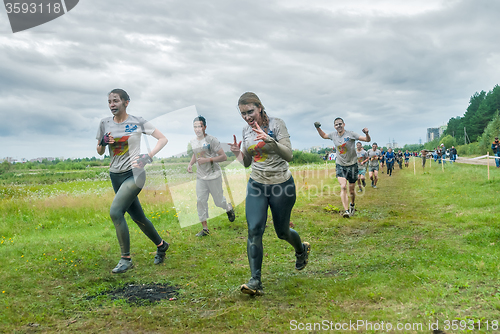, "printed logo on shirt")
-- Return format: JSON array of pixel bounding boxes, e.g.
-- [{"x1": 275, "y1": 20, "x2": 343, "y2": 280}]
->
[
  {"x1": 125, "y1": 125, "x2": 138, "y2": 133},
  {"x1": 193, "y1": 140, "x2": 210, "y2": 159},
  {"x1": 248, "y1": 141, "x2": 267, "y2": 162},
  {"x1": 111, "y1": 136, "x2": 130, "y2": 156},
  {"x1": 268, "y1": 130, "x2": 275, "y2": 140},
  {"x1": 337, "y1": 143, "x2": 347, "y2": 155}
]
